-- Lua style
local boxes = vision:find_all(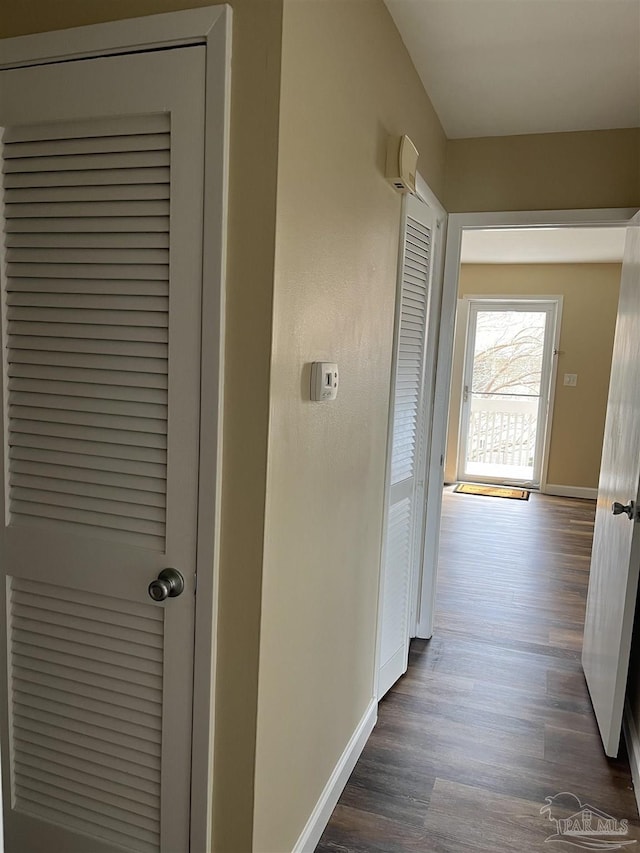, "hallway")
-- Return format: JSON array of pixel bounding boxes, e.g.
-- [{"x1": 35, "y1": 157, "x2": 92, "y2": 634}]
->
[{"x1": 315, "y1": 490, "x2": 640, "y2": 851}]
